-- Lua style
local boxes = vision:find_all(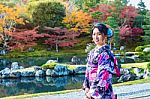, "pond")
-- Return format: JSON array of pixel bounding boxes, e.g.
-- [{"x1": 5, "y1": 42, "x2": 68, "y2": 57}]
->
[
  {"x1": 0, "y1": 75, "x2": 119, "y2": 98},
  {"x1": 0, "y1": 56, "x2": 149, "y2": 98}
]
